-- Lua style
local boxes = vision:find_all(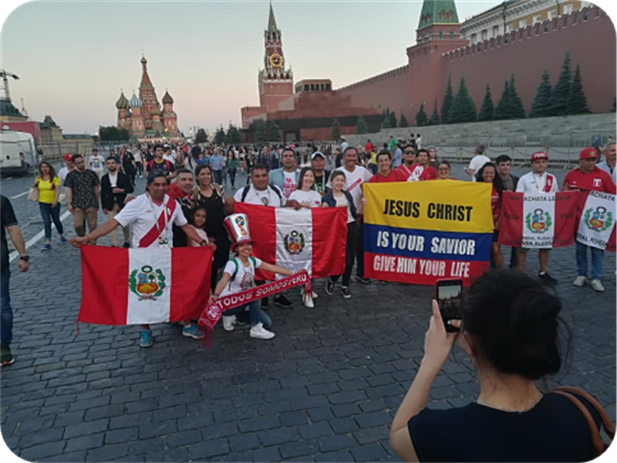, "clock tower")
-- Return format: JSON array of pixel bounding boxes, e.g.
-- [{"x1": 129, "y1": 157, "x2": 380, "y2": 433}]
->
[{"x1": 259, "y1": 1, "x2": 293, "y2": 112}]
